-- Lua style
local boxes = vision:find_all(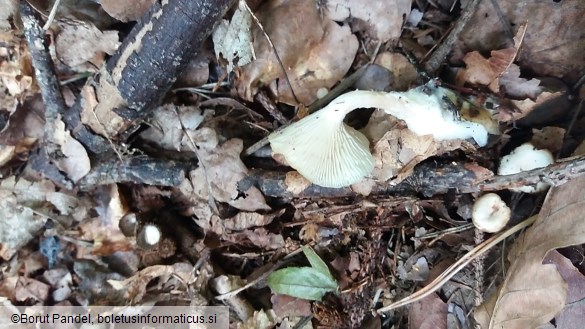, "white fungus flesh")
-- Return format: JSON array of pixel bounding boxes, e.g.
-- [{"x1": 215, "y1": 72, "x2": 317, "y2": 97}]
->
[
  {"x1": 472, "y1": 193, "x2": 511, "y2": 233},
  {"x1": 498, "y1": 143, "x2": 554, "y2": 193},
  {"x1": 268, "y1": 81, "x2": 490, "y2": 188}
]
